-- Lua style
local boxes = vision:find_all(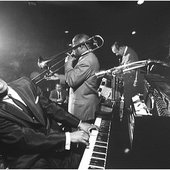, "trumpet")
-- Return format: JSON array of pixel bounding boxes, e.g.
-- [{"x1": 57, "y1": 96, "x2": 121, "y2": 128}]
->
[{"x1": 32, "y1": 35, "x2": 104, "y2": 84}]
